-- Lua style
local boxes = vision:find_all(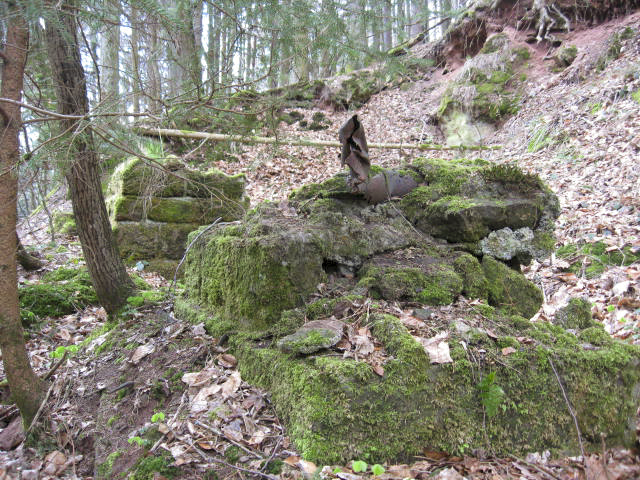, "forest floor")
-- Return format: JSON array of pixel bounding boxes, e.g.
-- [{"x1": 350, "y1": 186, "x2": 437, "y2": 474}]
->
[{"x1": 2, "y1": 9, "x2": 640, "y2": 480}]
